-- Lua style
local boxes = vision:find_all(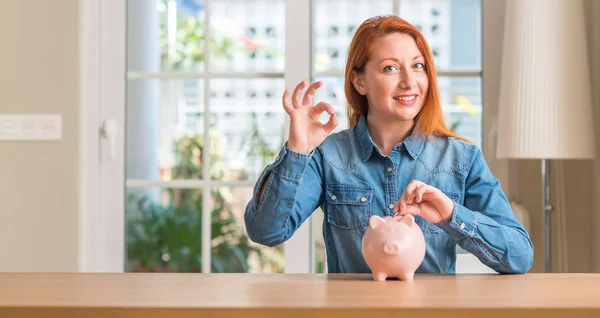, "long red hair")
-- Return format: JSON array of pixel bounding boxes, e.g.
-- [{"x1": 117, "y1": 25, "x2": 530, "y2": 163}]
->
[{"x1": 344, "y1": 15, "x2": 469, "y2": 142}]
